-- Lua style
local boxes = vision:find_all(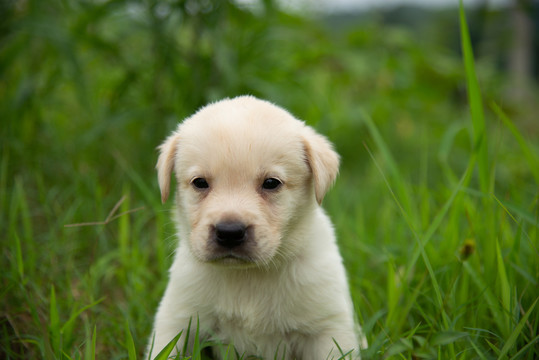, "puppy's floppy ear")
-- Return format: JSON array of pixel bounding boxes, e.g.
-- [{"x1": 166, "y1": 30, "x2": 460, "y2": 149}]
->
[
  {"x1": 302, "y1": 127, "x2": 340, "y2": 204},
  {"x1": 156, "y1": 132, "x2": 180, "y2": 203}
]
